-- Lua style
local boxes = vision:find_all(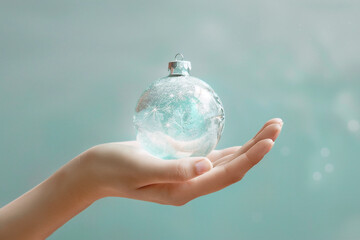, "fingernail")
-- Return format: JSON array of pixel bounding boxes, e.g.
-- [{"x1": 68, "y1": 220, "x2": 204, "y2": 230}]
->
[
  {"x1": 195, "y1": 159, "x2": 212, "y2": 175},
  {"x1": 265, "y1": 139, "x2": 274, "y2": 152},
  {"x1": 277, "y1": 118, "x2": 283, "y2": 127},
  {"x1": 280, "y1": 120, "x2": 284, "y2": 127}
]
